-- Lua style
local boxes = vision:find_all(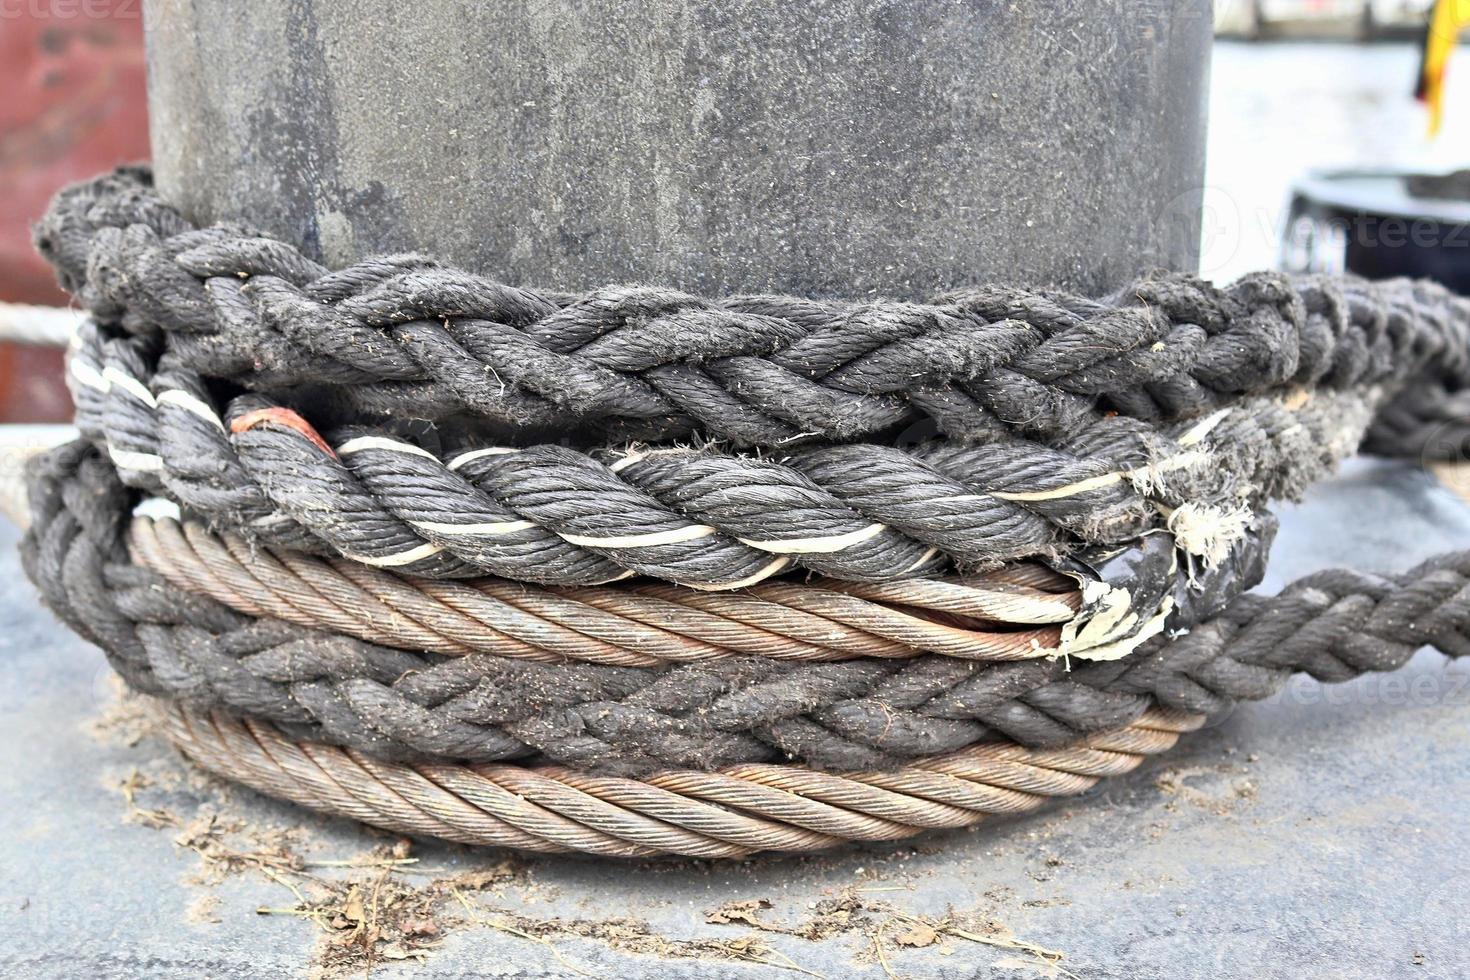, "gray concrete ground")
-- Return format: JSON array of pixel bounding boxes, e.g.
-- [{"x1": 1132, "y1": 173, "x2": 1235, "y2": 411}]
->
[{"x1": 0, "y1": 456, "x2": 1467, "y2": 979}]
